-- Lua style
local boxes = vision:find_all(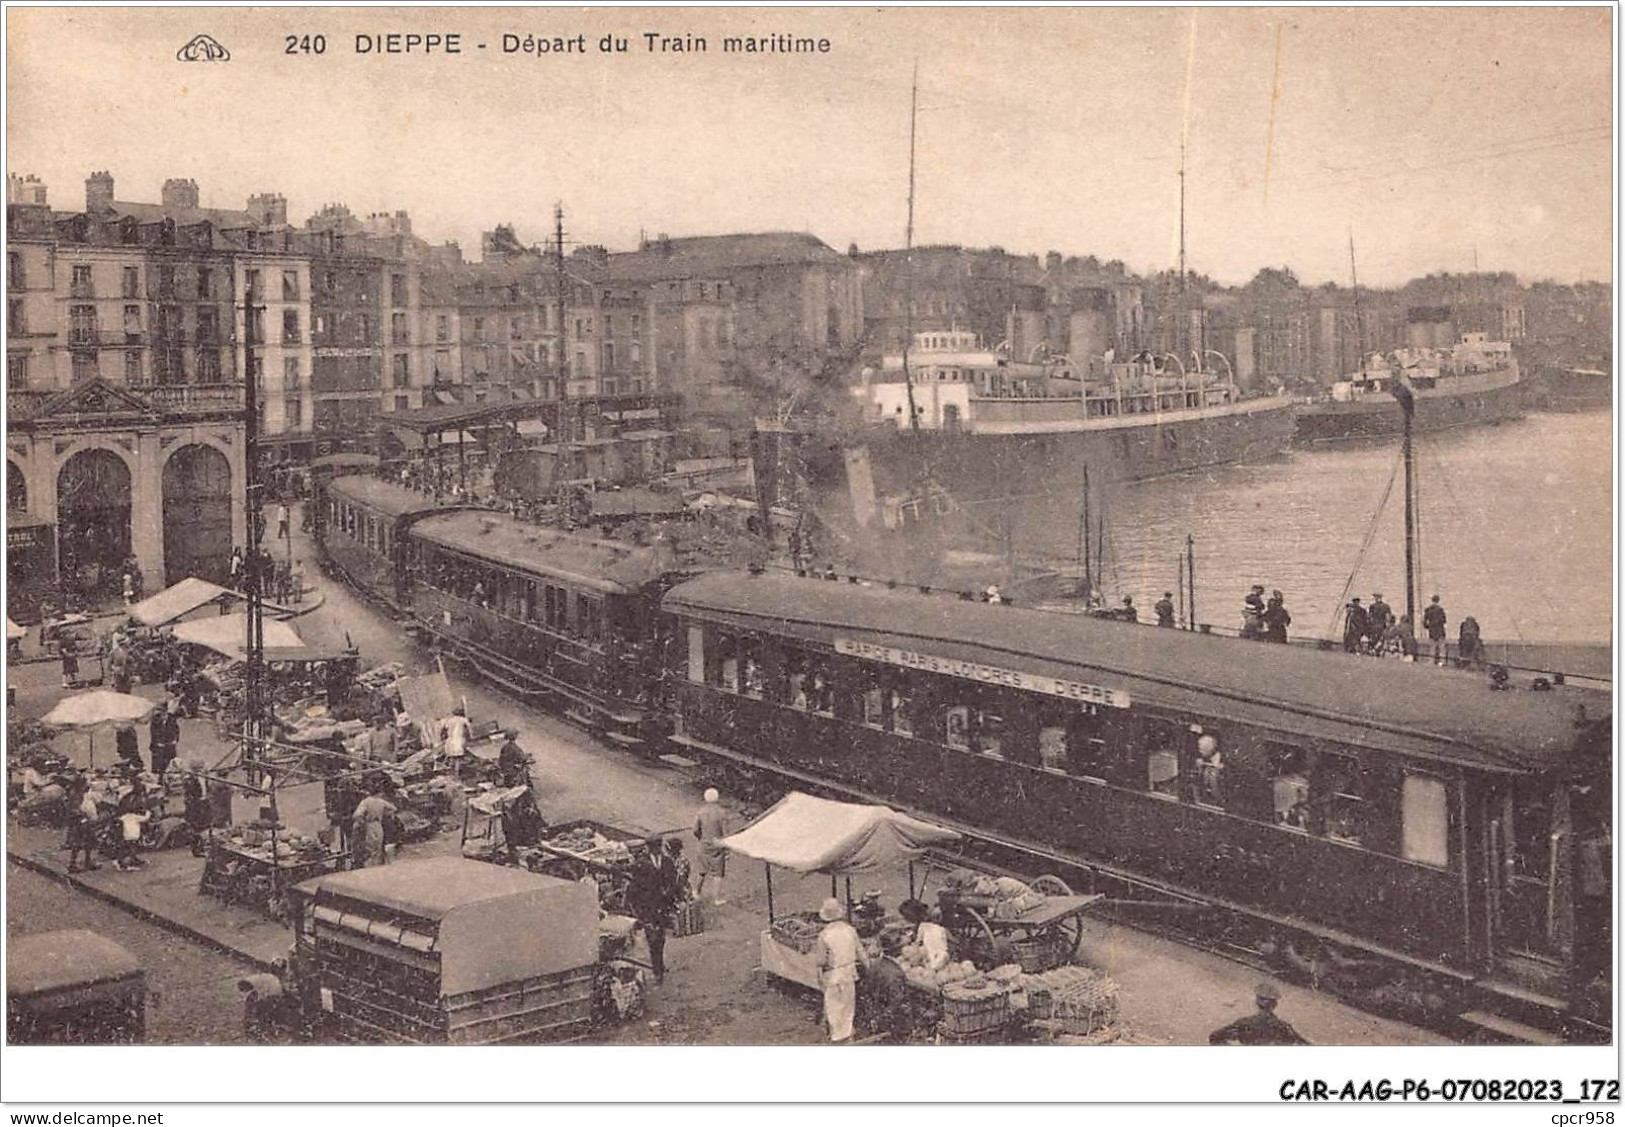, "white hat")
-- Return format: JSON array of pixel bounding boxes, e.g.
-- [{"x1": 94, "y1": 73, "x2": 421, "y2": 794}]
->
[
  {"x1": 703, "y1": 787, "x2": 719, "y2": 803},
  {"x1": 819, "y1": 897, "x2": 844, "y2": 922}
]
